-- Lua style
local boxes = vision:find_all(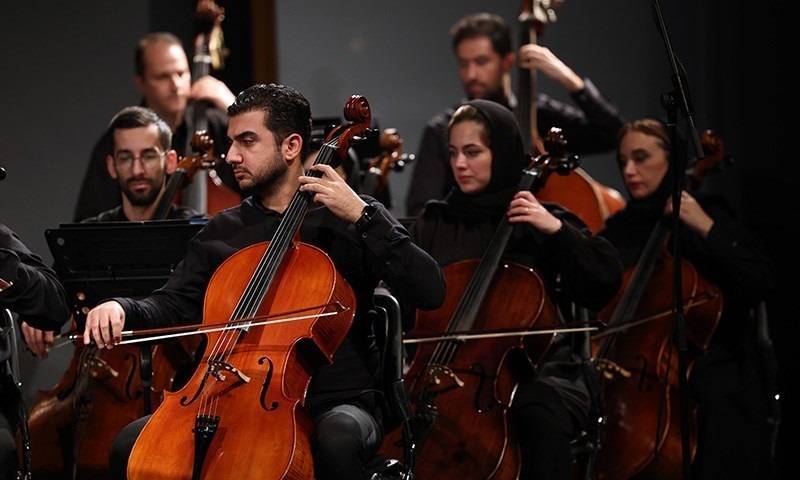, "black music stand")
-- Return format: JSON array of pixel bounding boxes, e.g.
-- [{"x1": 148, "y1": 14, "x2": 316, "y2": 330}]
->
[
  {"x1": 45, "y1": 219, "x2": 206, "y2": 413},
  {"x1": 46, "y1": 219, "x2": 206, "y2": 325}
]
